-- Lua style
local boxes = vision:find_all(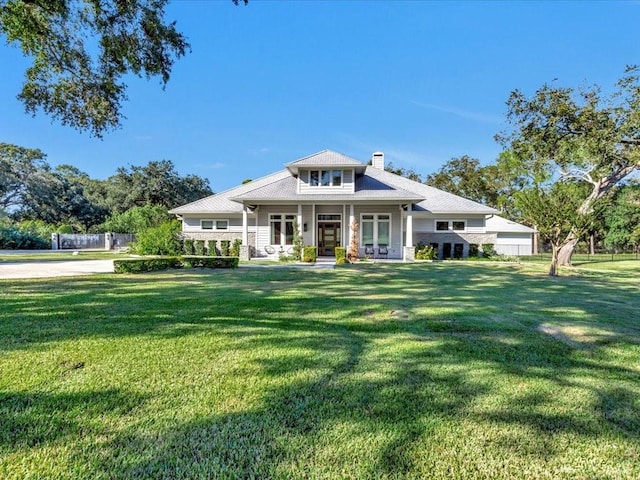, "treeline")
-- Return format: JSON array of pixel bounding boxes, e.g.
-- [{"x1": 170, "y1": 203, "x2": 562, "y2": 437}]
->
[{"x1": 1, "y1": 142, "x2": 212, "y2": 248}]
